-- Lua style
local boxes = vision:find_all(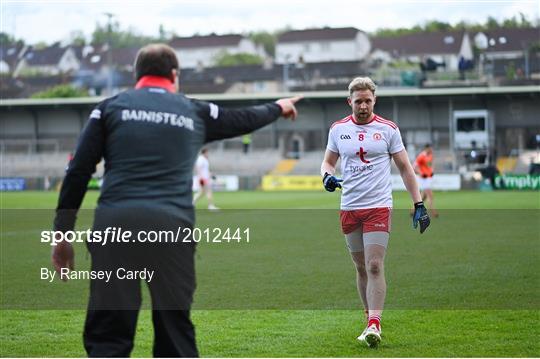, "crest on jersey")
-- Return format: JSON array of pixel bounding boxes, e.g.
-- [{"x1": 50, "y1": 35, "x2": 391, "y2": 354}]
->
[{"x1": 373, "y1": 133, "x2": 382, "y2": 140}]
